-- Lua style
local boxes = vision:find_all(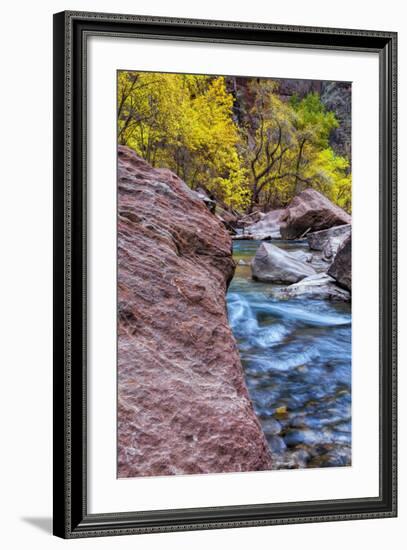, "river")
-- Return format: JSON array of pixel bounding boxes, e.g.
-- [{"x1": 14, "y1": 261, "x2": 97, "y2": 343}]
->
[{"x1": 227, "y1": 239, "x2": 352, "y2": 469}]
